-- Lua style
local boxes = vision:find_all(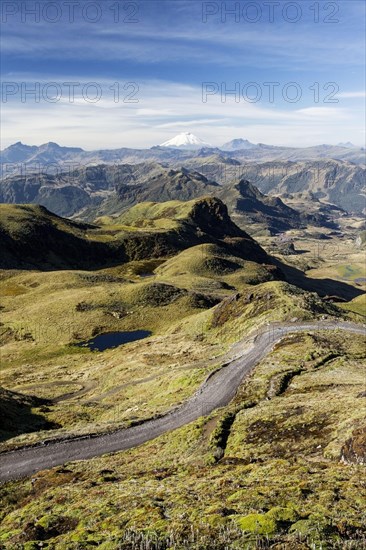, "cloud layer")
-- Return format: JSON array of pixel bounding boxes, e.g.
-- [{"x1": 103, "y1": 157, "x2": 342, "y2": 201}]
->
[{"x1": 1, "y1": 0, "x2": 365, "y2": 148}]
